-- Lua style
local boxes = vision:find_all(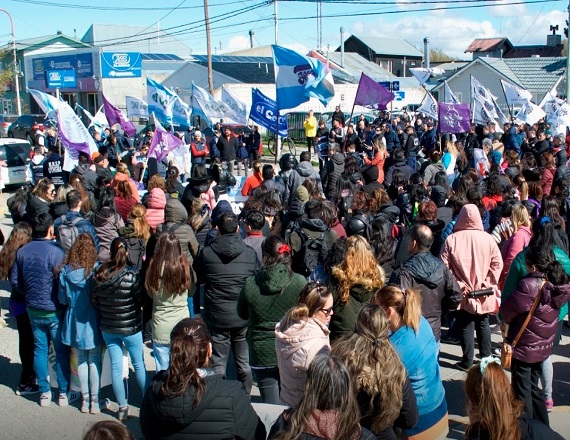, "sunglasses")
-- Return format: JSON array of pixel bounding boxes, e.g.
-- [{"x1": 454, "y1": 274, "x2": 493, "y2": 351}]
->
[{"x1": 319, "y1": 306, "x2": 334, "y2": 316}]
